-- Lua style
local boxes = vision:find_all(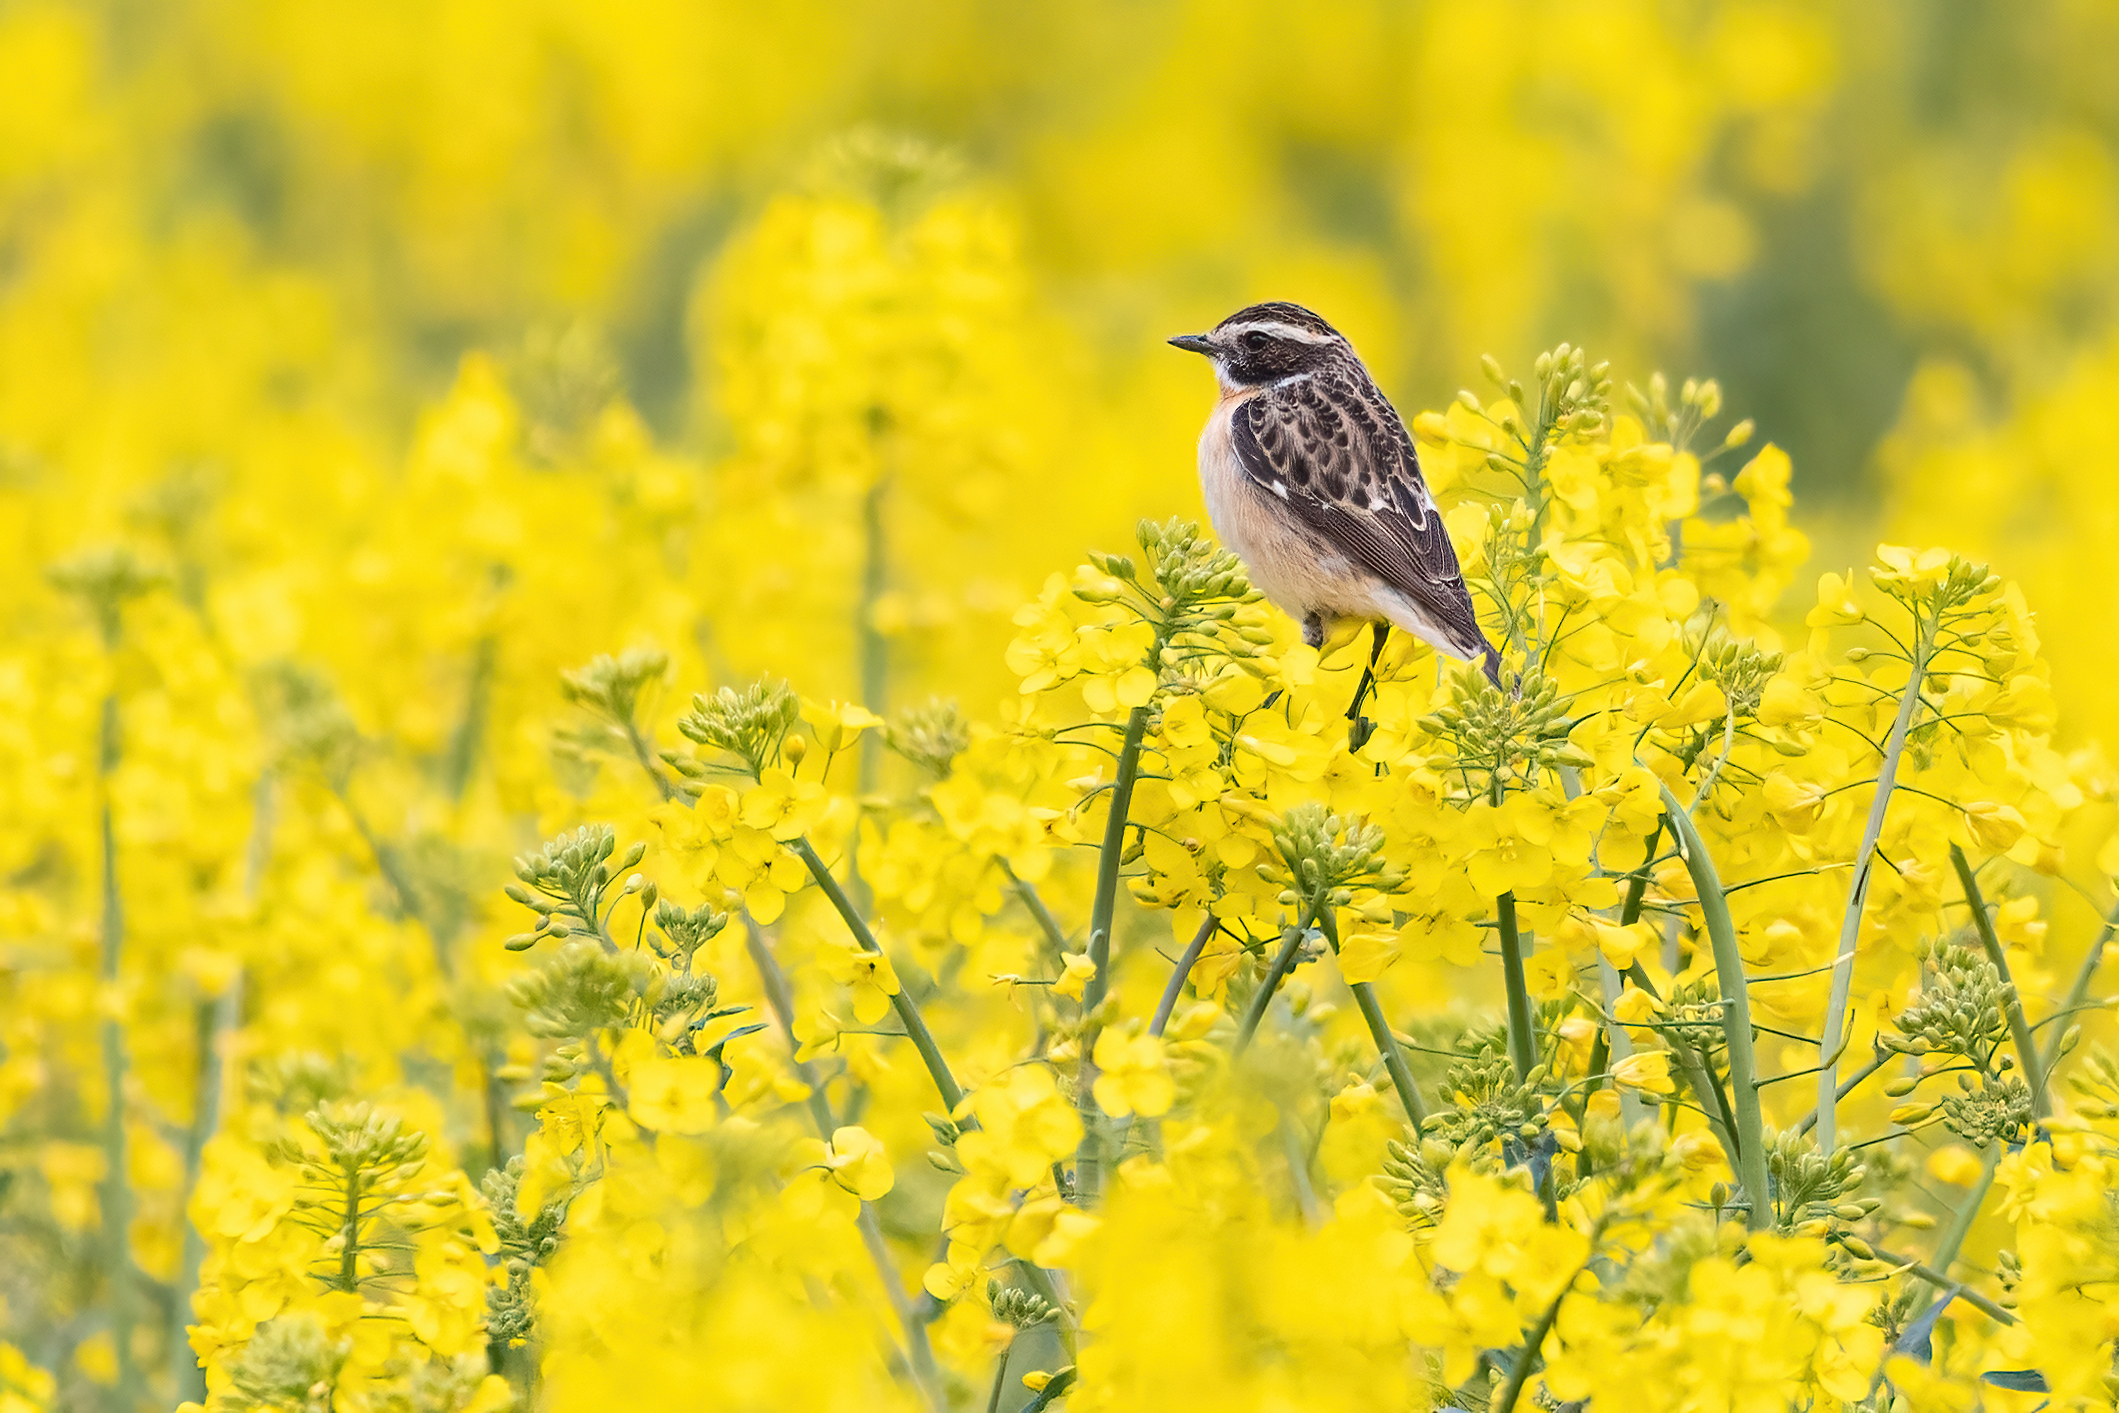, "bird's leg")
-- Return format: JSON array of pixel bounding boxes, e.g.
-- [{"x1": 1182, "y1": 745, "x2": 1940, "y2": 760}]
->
[
  {"x1": 1345, "y1": 623, "x2": 1388, "y2": 753},
  {"x1": 1346, "y1": 623, "x2": 1388, "y2": 720},
  {"x1": 1301, "y1": 612, "x2": 1325, "y2": 649}
]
